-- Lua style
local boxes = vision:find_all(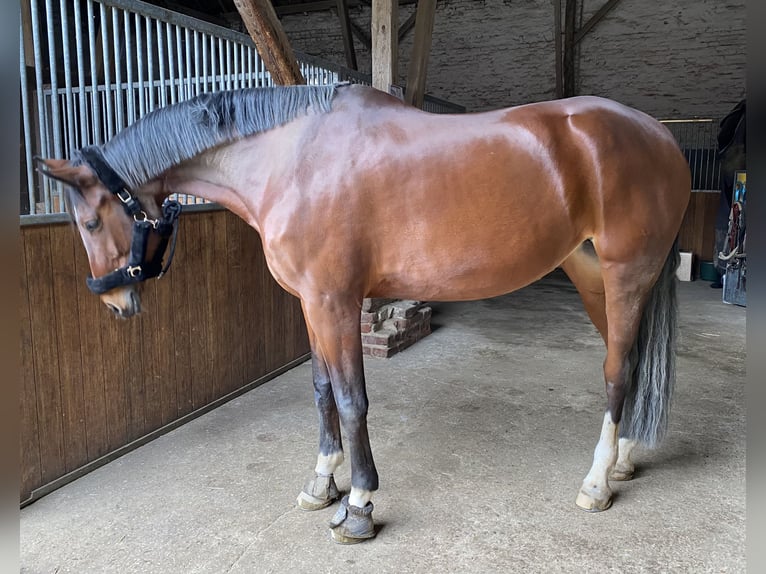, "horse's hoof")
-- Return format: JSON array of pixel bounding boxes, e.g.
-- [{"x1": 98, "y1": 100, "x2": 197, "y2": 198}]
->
[
  {"x1": 575, "y1": 487, "x2": 613, "y2": 512},
  {"x1": 296, "y1": 473, "x2": 340, "y2": 511},
  {"x1": 609, "y1": 466, "x2": 634, "y2": 481},
  {"x1": 328, "y1": 495, "x2": 375, "y2": 544}
]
